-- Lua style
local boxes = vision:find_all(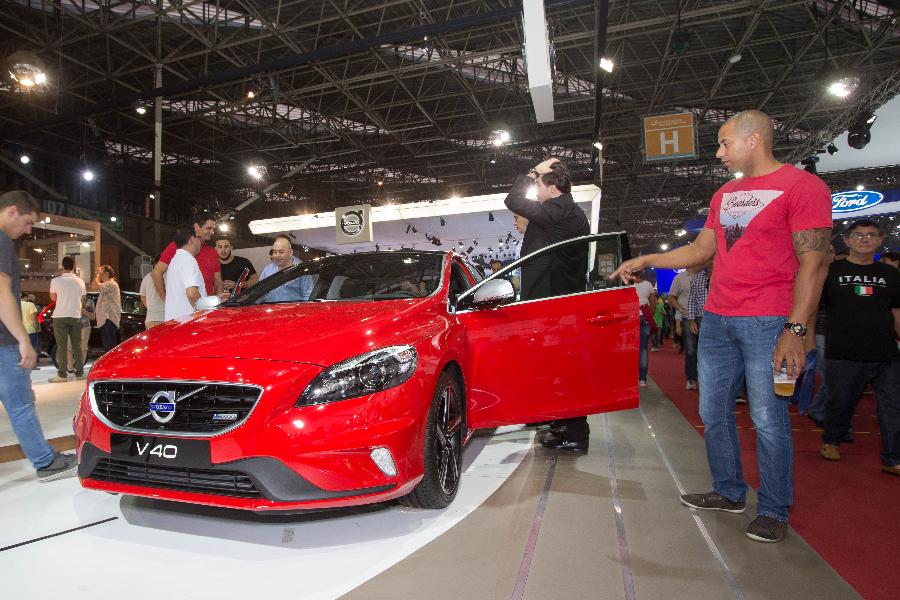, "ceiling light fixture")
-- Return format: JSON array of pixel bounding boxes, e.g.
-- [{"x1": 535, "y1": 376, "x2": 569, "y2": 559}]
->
[
  {"x1": 599, "y1": 57, "x2": 614, "y2": 73},
  {"x1": 856, "y1": 184, "x2": 865, "y2": 191},
  {"x1": 6, "y1": 51, "x2": 49, "y2": 93},
  {"x1": 728, "y1": 54, "x2": 742, "y2": 64},
  {"x1": 847, "y1": 114, "x2": 876, "y2": 150},
  {"x1": 593, "y1": 141, "x2": 603, "y2": 150},
  {"x1": 247, "y1": 165, "x2": 264, "y2": 179},
  {"x1": 19, "y1": 154, "x2": 30, "y2": 164},
  {"x1": 827, "y1": 75, "x2": 860, "y2": 98},
  {"x1": 660, "y1": 243, "x2": 669, "y2": 251},
  {"x1": 826, "y1": 143, "x2": 838, "y2": 155},
  {"x1": 246, "y1": 90, "x2": 256, "y2": 99},
  {"x1": 110, "y1": 216, "x2": 117, "y2": 222},
  {"x1": 82, "y1": 169, "x2": 94, "y2": 181},
  {"x1": 135, "y1": 104, "x2": 147, "y2": 115}
]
